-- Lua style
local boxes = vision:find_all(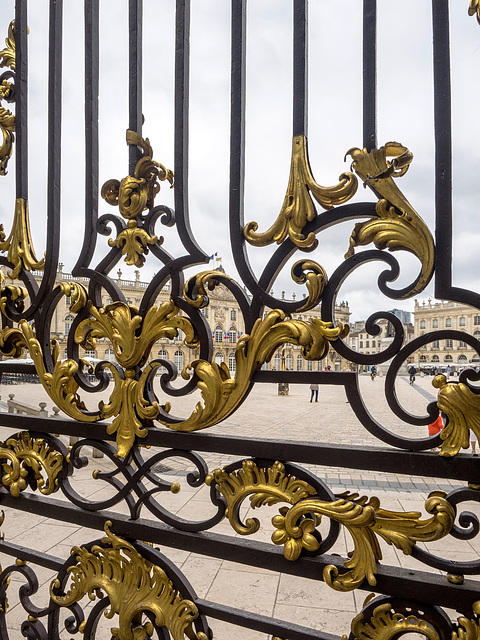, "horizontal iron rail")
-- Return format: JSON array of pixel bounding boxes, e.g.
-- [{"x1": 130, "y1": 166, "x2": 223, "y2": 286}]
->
[
  {"x1": 0, "y1": 413, "x2": 477, "y2": 483},
  {"x1": 0, "y1": 491, "x2": 478, "y2": 613}
]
